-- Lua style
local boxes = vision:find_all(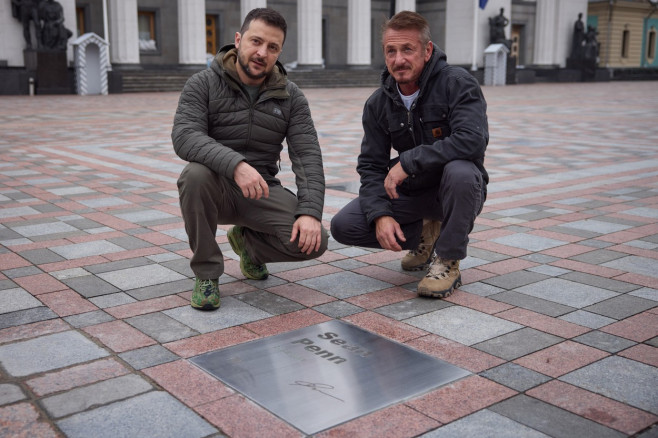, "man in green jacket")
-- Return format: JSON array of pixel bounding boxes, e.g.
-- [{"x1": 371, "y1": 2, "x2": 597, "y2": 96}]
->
[{"x1": 172, "y1": 8, "x2": 328, "y2": 310}]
